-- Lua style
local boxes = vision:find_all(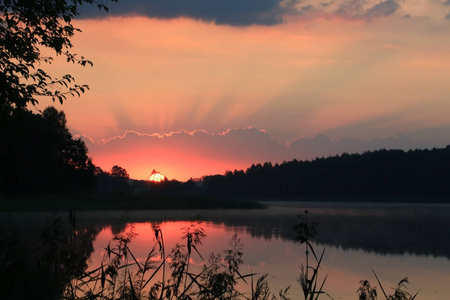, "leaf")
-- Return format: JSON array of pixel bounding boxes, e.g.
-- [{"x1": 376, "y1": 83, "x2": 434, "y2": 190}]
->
[
  {"x1": 101, "y1": 264, "x2": 105, "y2": 289},
  {"x1": 306, "y1": 241, "x2": 319, "y2": 262},
  {"x1": 371, "y1": 267, "x2": 388, "y2": 300},
  {"x1": 142, "y1": 256, "x2": 170, "y2": 289},
  {"x1": 128, "y1": 271, "x2": 138, "y2": 300},
  {"x1": 125, "y1": 244, "x2": 143, "y2": 273},
  {"x1": 191, "y1": 244, "x2": 204, "y2": 261}
]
